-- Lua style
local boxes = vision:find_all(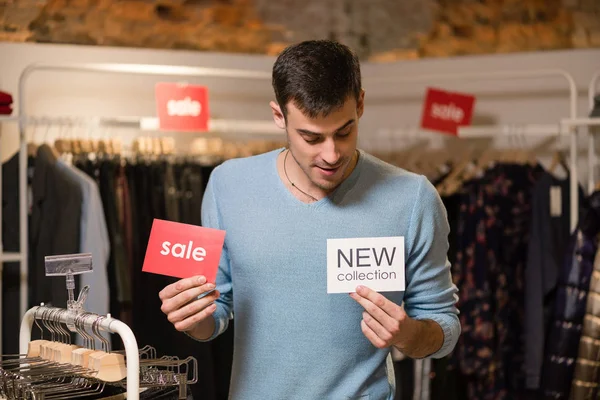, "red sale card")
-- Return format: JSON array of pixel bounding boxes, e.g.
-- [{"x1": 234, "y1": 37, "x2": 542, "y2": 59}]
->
[
  {"x1": 155, "y1": 82, "x2": 210, "y2": 132},
  {"x1": 420, "y1": 87, "x2": 476, "y2": 135},
  {"x1": 142, "y1": 219, "x2": 226, "y2": 282}
]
